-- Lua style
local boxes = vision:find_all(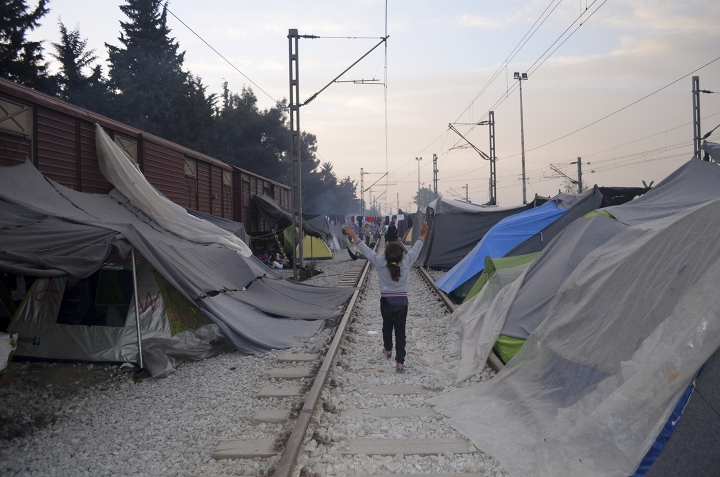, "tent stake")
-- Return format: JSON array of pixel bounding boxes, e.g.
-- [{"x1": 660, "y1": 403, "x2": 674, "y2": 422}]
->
[{"x1": 130, "y1": 246, "x2": 144, "y2": 369}]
